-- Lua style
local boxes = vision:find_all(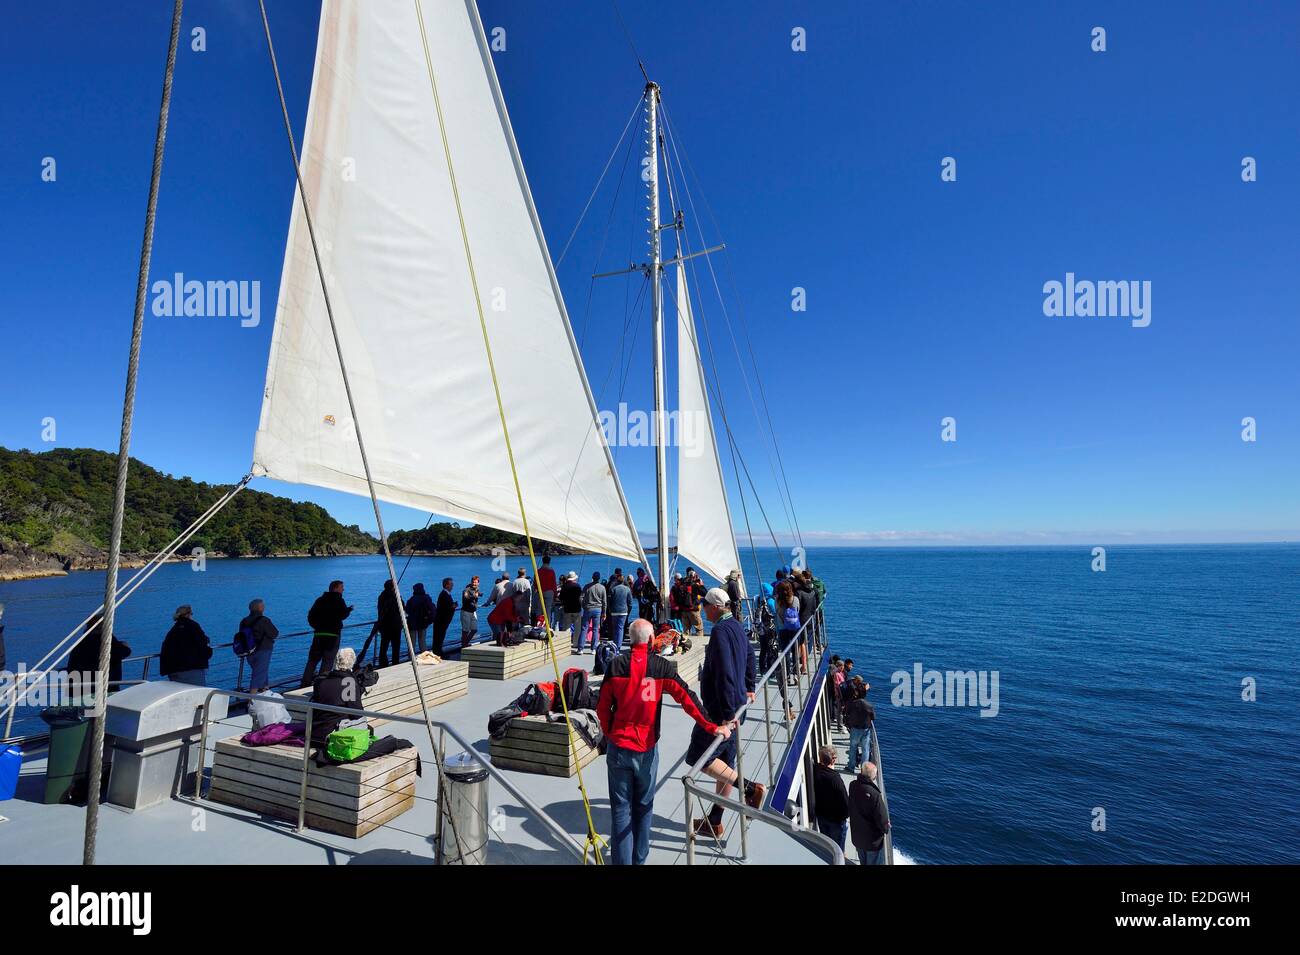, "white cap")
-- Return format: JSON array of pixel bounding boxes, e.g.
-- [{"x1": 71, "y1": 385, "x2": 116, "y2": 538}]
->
[{"x1": 703, "y1": 587, "x2": 730, "y2": 609}]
